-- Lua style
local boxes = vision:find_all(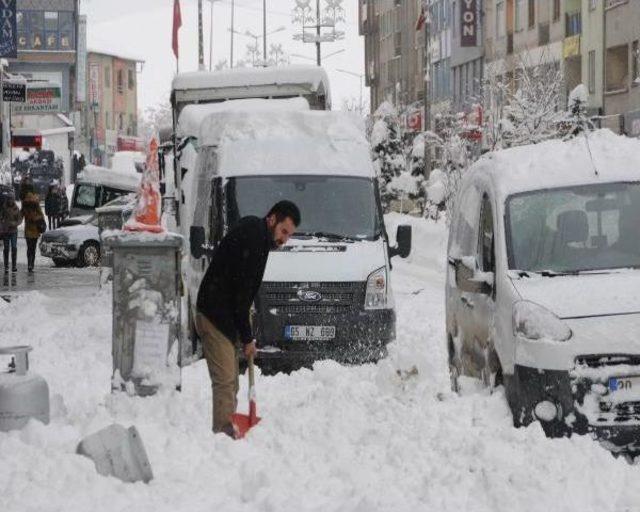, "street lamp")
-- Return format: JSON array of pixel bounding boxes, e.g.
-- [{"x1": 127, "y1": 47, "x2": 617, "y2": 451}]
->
[
  {"x1": 230, "y1": 26, "x2": 286, "y2": 66},
  {"x1": 336, "y1": 68, "x2": 365, "y2": 114}
]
